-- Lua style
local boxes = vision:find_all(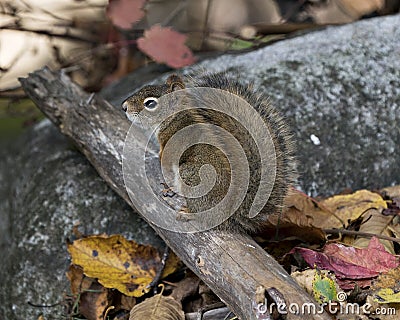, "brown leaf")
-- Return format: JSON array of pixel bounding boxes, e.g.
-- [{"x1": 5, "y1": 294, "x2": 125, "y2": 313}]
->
[
  {"x1": 129, "y1": 293, "x2": 184, "y2": 320},
  {"x1": 66, "y1": 265, "x2": 111, "y2": 320},
  {"x1": 137, "y1": 25, "x2": 196, "y2": 68},
  {"x1": 66, "y1": 264, "x2": 93, "y2": 295},
  {"x1": 382, "y1": 185, "x2": 400, "y2": 199},
  {"x1": 121, "y1": 294, "x2": 137, "y2": 311},
  {"x1": 261, "y1": 190, "x2": 331, "y2": 243},
  {"x1": 79, "y1": 282, "x2": 111, "y2": 320},
  {"x1": 107, "y1": 0, "x2": 146, "y2": 29},
  {"x1": 170, "y1": 274, "x2": 201, "y2": 302},
  {"x1": 284, "y1": 189, "x2": 342, "y2": 229}
]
